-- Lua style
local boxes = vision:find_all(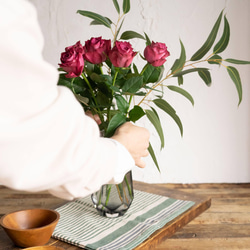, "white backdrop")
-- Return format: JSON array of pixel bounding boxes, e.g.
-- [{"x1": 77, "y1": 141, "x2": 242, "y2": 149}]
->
[{"x1": 30, "y1": 0, "x2": 250, "y2": 184}]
